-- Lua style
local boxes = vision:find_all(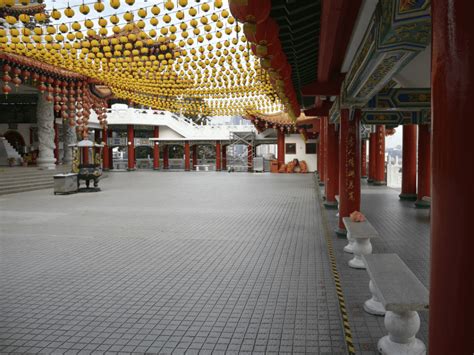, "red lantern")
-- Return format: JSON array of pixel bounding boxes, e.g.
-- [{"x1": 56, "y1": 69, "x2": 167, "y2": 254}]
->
[
  {"x1": 245, "y1": 17, "x2": 279, "y2": 46},
  {"x1": 229, "y1": 0, "x2": 271, "y2": 24}
]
